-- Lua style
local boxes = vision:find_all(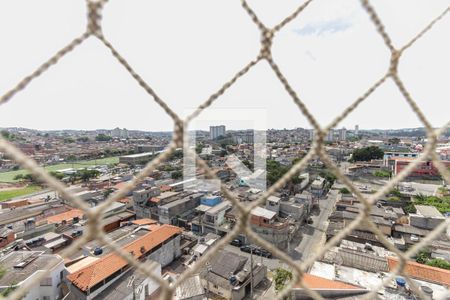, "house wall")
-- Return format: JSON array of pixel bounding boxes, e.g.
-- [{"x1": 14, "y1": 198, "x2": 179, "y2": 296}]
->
[
  {"x1": 22, "y1": 261, "x2": 65, "y2": 300},
  {"x1": 0, "y1": 232, "x2": 15, "y2": 248},
  {"x1": 279, "y1": 202, "x2": 305, "y2": 221},
  {"x1": 231, "y1": 265, "x2": 267, "y2": 300},
  {"x1": 410, "y1": 214, "x2": 444, "y2": 230},
  {"x1": 250, "y1": 224, "x2": 289, "y2": 248},
  {"x1": 147, "y1": 235, "x2": 181, "y2": 267}
]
